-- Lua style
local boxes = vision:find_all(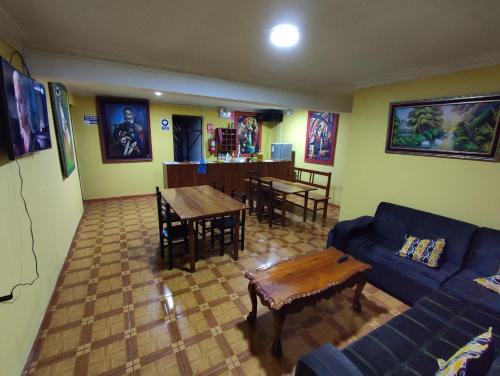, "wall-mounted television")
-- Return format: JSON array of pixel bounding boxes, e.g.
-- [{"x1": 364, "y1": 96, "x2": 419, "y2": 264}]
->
[{"x1": 0, "y1": 58, "x2": 51, "y2": 160}]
